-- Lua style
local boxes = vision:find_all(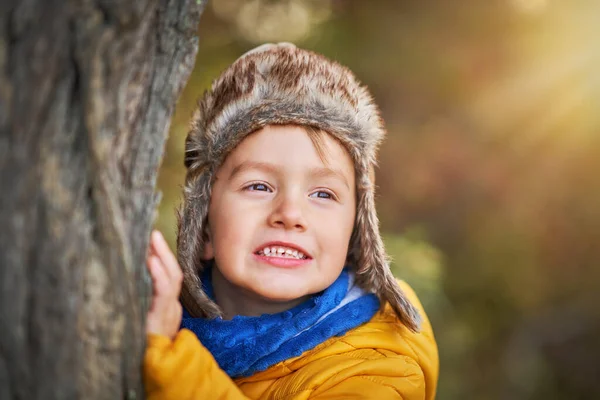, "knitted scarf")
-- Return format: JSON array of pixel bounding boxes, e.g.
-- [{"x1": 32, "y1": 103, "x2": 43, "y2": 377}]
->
[{"x1": 181, "y1": 268, "x2": 380, "y2": 378}]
